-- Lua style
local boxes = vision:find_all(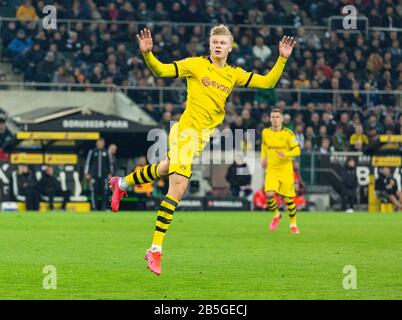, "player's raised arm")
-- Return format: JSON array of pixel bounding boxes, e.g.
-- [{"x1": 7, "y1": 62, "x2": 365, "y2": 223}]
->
[
  {"x1": 137, "y1": 28, "x2": 177, "y2": 77},
  {"x1": 239, "y1": 36, "x2": 296, "y2": 89}
]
